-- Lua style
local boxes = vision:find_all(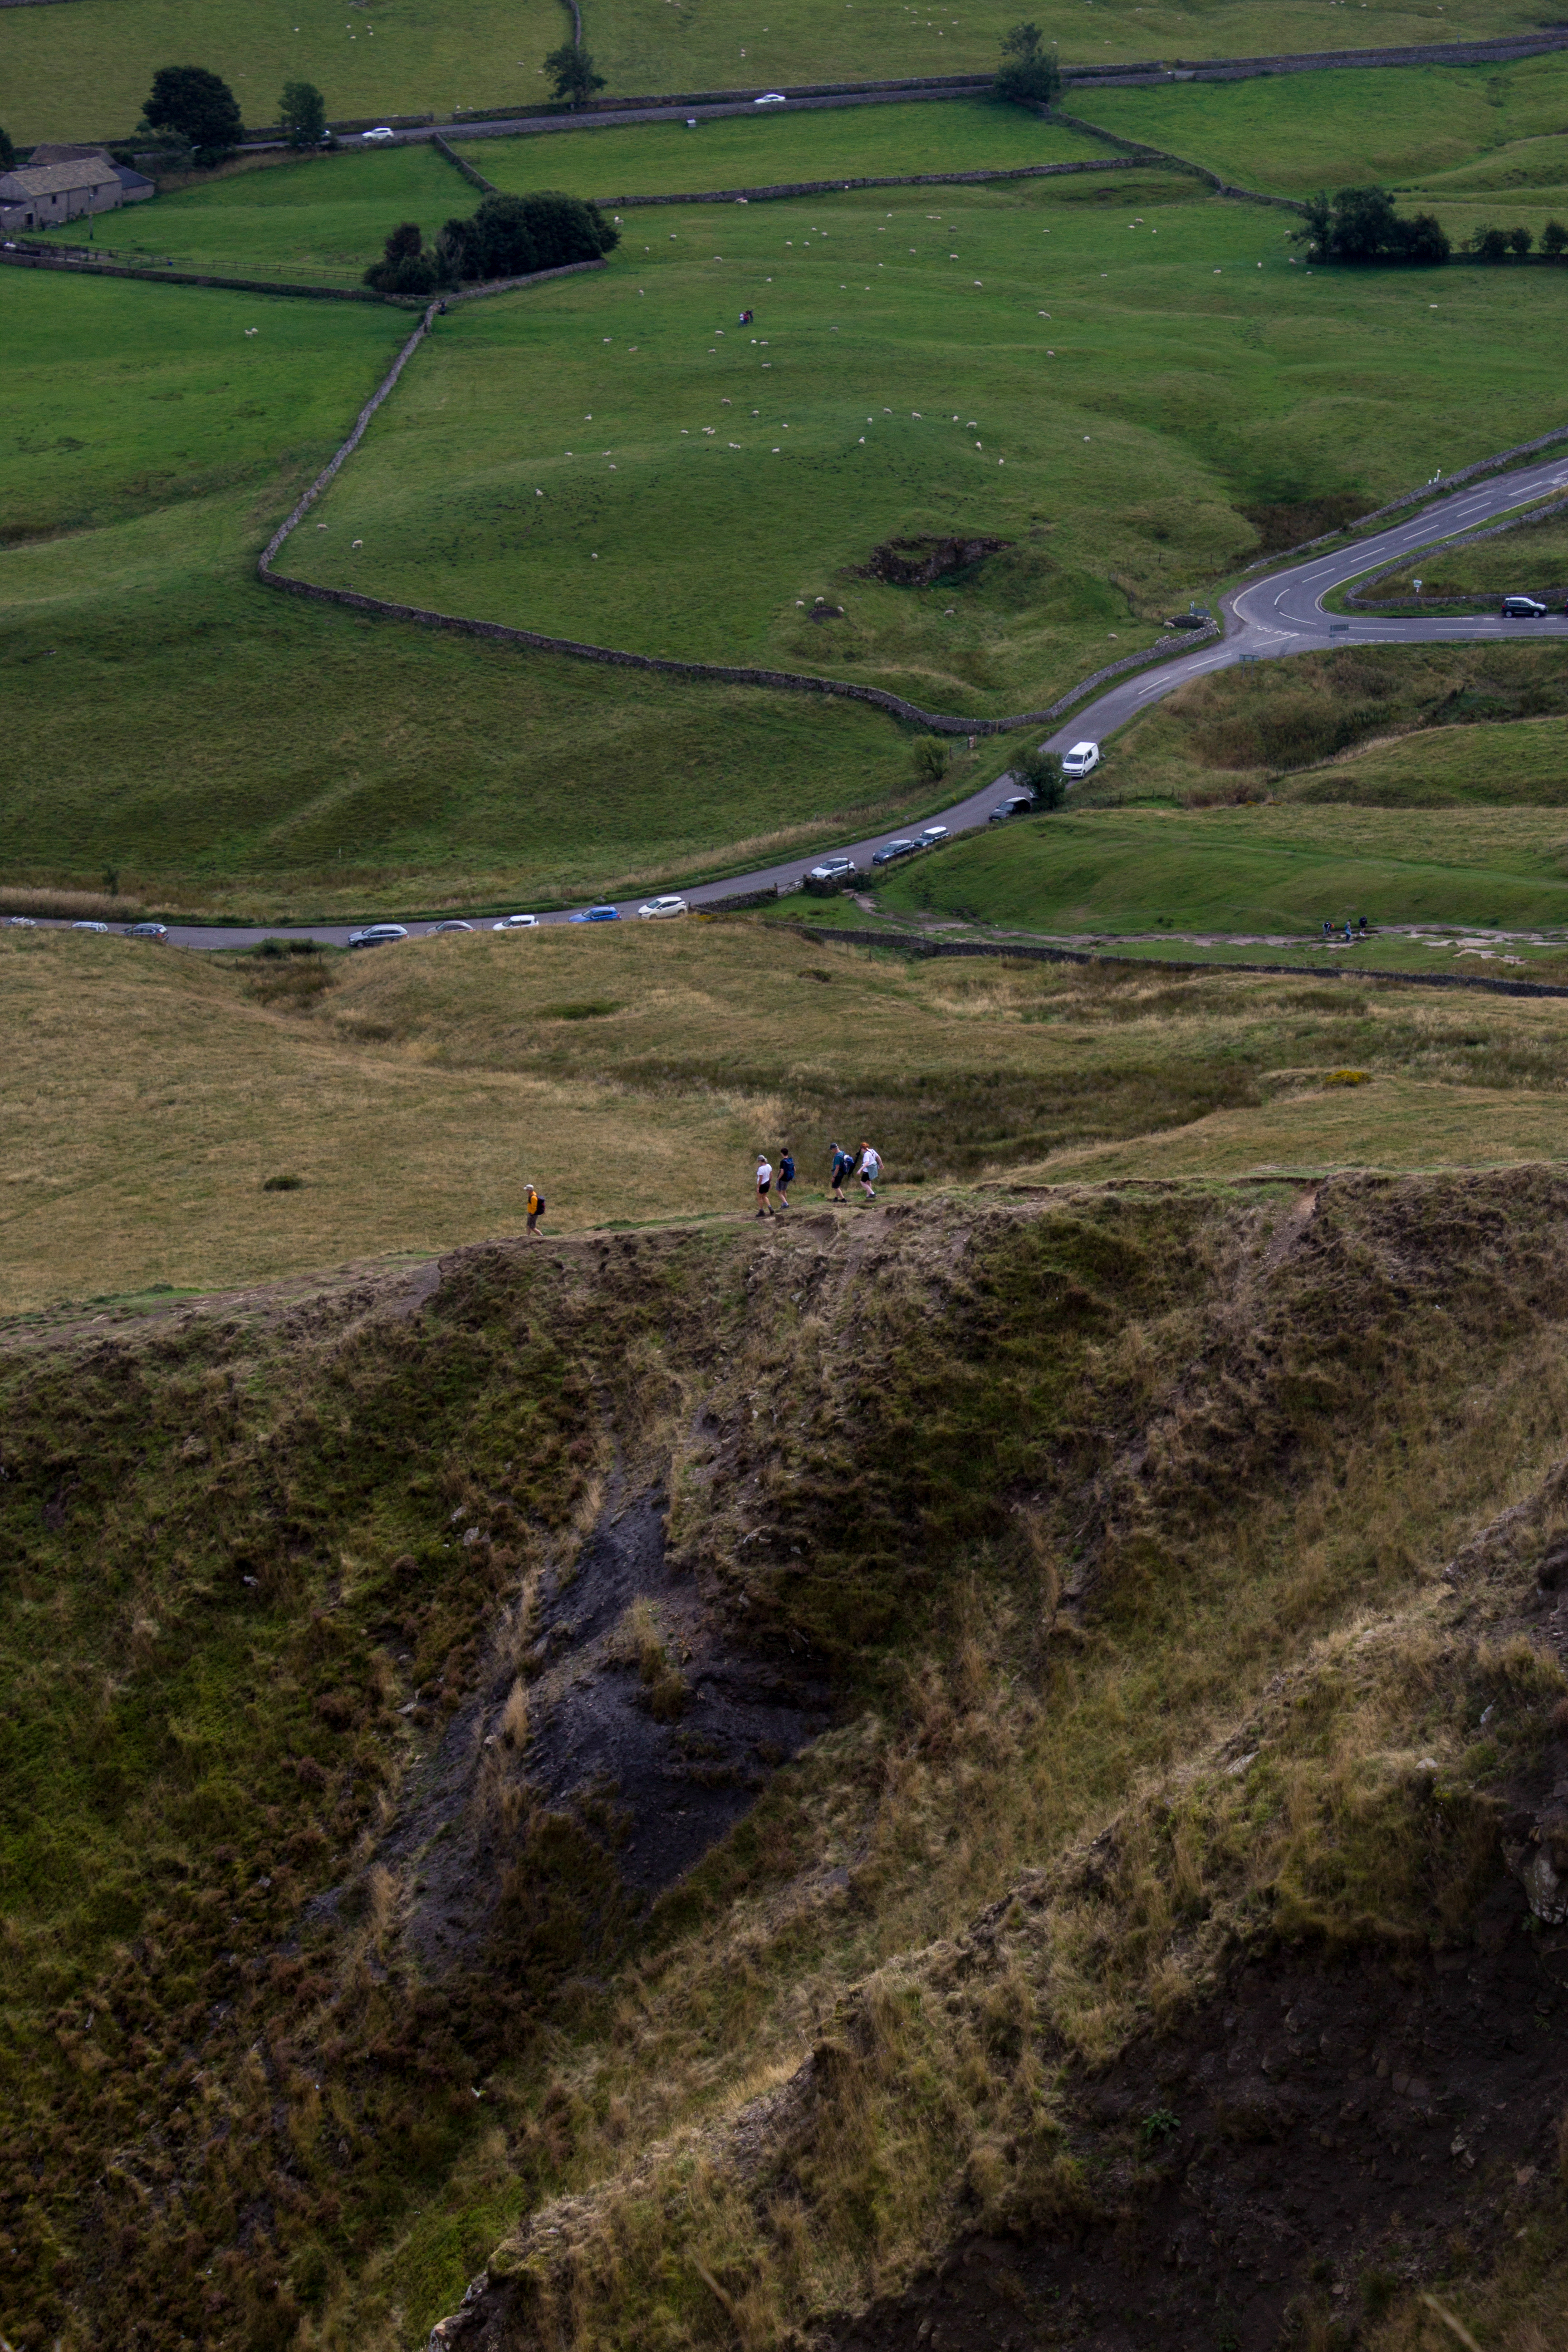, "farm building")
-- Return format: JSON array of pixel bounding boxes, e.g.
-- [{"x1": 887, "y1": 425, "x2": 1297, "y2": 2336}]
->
[{"x1": 0, "y1": 153, "x2": 133, "y2": 232}]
